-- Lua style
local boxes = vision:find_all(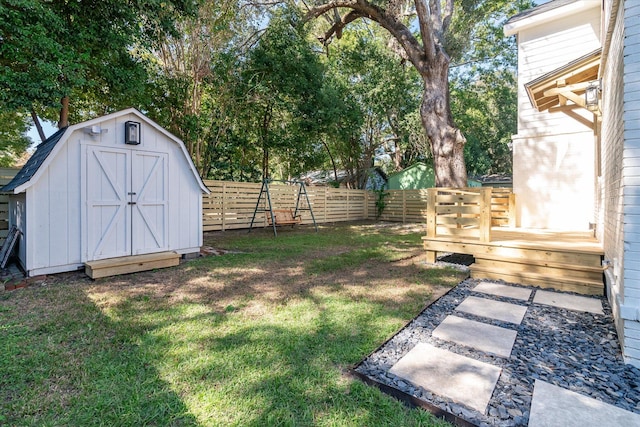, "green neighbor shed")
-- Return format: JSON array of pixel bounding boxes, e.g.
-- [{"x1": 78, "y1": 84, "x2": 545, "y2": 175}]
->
[{"x1": 386, "y1": 162, "x2": 435, "y2": 190}]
